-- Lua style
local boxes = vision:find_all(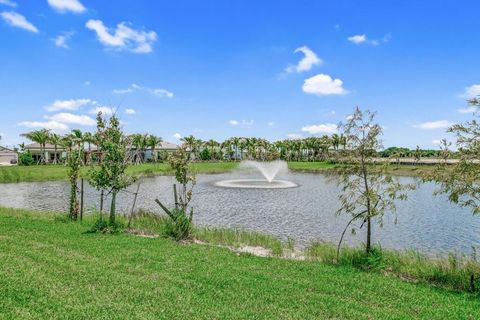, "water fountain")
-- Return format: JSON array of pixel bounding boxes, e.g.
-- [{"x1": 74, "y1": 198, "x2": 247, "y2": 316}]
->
[{"x1": 215, "y1": 160, "x2": 297, "y2": 189}]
